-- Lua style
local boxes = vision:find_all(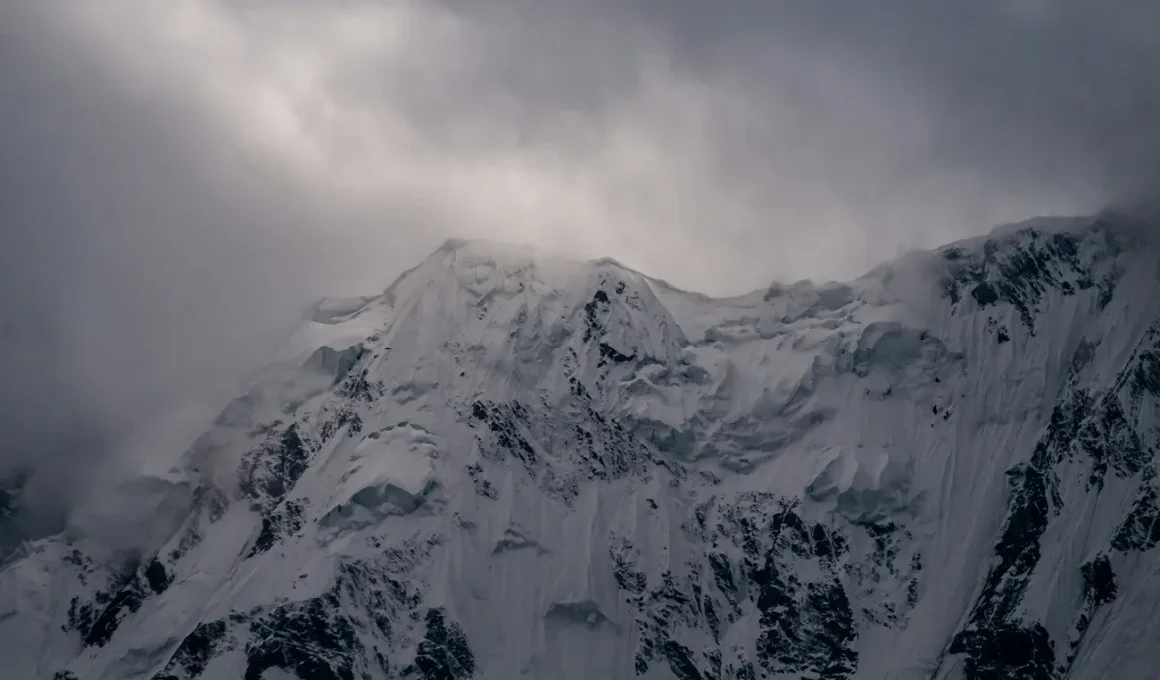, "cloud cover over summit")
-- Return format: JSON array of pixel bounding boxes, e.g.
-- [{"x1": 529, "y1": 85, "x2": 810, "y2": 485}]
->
[{"x1": 1, "y1": 0, "x2": 1158, "y2": 534}]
